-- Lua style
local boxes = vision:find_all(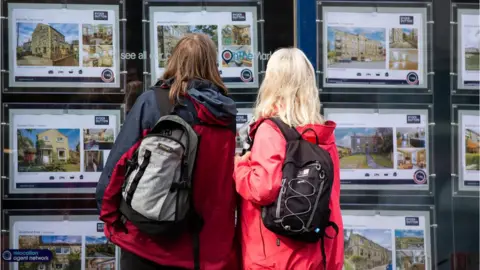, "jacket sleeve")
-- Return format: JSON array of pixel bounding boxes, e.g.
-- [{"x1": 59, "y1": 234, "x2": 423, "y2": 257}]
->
[
  {"x1": 233, "y1": 121, "x2": 286, "y2": 206},
  {"x1": 95, "y1": 90, "x2": 160, "y2": 212}
]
